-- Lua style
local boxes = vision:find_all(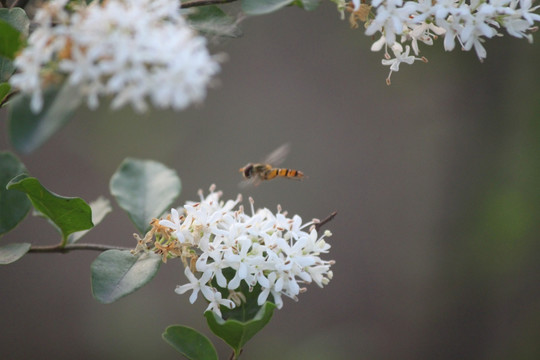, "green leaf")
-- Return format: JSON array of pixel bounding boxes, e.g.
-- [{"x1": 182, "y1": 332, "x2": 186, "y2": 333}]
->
[
  {"x1": 0, "y1": 8, "x2": 29, "y2": 82},
  {"x1": 241, "y1": 0, "x2": 294, "y2": 15},
  {"x1": 0, "y1": 152, "x2": 30, "y2": 236},
  {"x1": 110, "y1": 158, "x2": 181, "y2": 234},
  {"x1": 6, "y1": 175, "x2": 93, "y2": 242},
  {"x1": 0, "y1": 243, "x2": 31, "y2": 264},
  {"x1": 0, "y1": 19, "x2": 24, "y2": 60},
  {"x1": 0, "y1": 56, "x2": 14, "y2": 82},
  {"x1": 162, "y1": 325, "x2": 218, "y2": 360},
  {"x1": 212, "y1": 268, "x2": 267, "y2": 322},
  {"x1": 292, "y1": 0, "x2": 322, "y2": 11},
  {"x1": 91, "y1": 250, "x2": 161, "y2": 304},
  {"x1": 0, "y1": 82, "x2": 10, "y2": 104},
  {"x1": 204, "y1": 302, "x2": 276, "y2": 357},
  {"x1": 0, "y1": 8, "x2": 30, "y2": 35},
  {"x1": 8, "y1": 82, "x2": 83, "y2": 153},
  {"x1": 67, "y1": 196, "x2": 112, "y2": 244},
  {"x1": 188, "y1": 5, "x2": 242, "y2": 38}
]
